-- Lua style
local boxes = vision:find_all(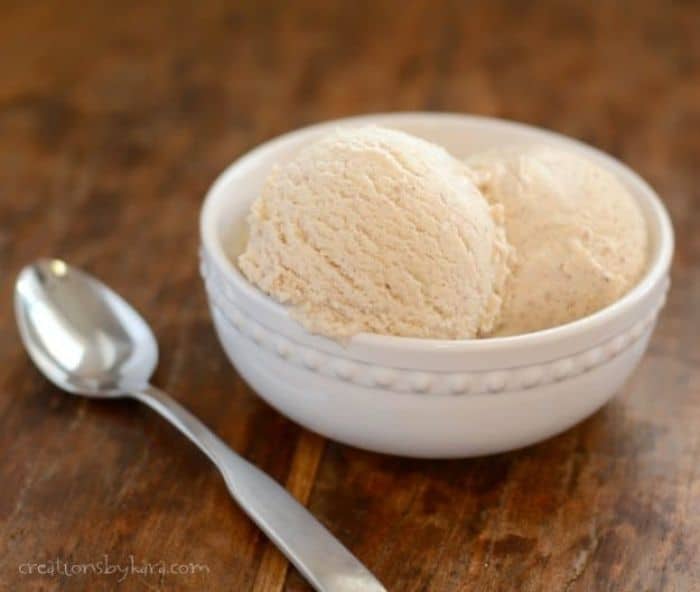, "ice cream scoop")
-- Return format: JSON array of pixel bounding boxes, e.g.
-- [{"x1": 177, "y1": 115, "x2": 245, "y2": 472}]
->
[
  {"x1": 467, "y1": 145, "x2": 648, "y2": 336},
  {"x1": 239, "y1": 126, "x2": 512, "y2": 339}
]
